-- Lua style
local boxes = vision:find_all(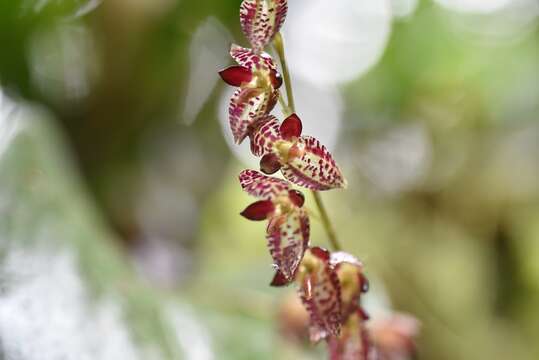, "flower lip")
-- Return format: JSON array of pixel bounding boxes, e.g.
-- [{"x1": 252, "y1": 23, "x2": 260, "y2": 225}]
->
[
  {"x1": 270, "y1": 70, "x2": 283, "y2": 89},
  {"x1": 288, "y1": 189, "x2": 305, "y2": 208},
  {"x1": 260, "y1": 153, "x2": 282, "y2": 174}
]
